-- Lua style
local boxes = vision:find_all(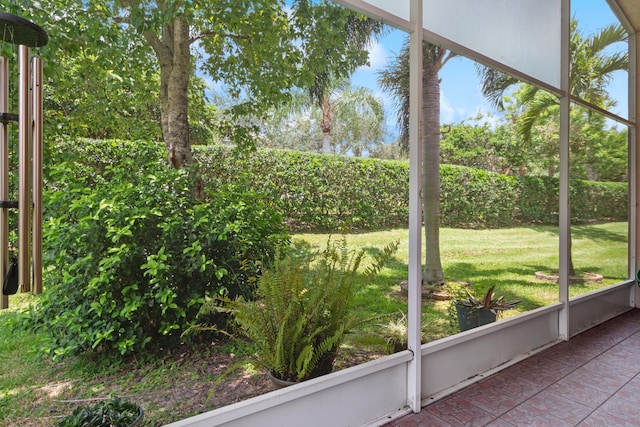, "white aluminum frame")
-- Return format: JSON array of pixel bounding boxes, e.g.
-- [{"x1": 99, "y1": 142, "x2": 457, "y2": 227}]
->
[{"x1": 168, "y1": 1, "x2": 638, "y2": 425}]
